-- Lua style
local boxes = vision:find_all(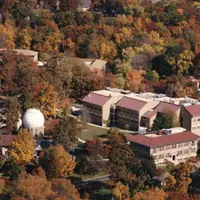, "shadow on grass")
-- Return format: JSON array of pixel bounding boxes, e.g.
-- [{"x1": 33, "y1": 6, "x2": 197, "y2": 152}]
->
[
  {"x1": 98, "y1": 134, "x2": 108, "y2": 139},
  {"x1": 79, "y1": 181, "x2": 112, "y2": 200}
]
